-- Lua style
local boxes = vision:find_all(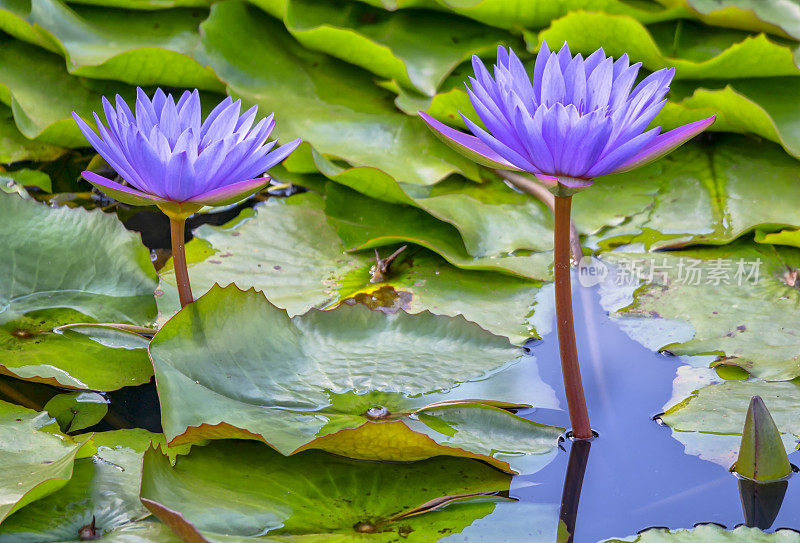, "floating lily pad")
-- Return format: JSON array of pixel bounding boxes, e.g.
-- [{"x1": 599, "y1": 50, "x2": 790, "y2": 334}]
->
[
  {"x1": 530, "y1": 13, "x2": 800, "y2": 80},
  {"x1": 311, "y1": 150, "x2": 554, "y2": 258},
  {"x1": 44, "y1": 391, "x2": 108, "y2": 433},
  {"x1": 194, "y1": 0, "x2": 479, "y2": 187},
  {"x1": 659, "y1": 379, "x2": 800, "y2": 468},
  {"x1": 601, "y1": 242, "x2": 800, "y2": 380},
  {"x1": 657, "y1": 0, "x2": 799, "y2": 39},
  {"x1": 604, "y1": 523, "x2": 800, "y2": 542},
  {"x1": 0, "y1": 104, "x2": 65, "y2": 164},
  {"x1": 0, "y1": 429, "x2": 181, "y2": 542},
  {"x1": 358, "y1": 0, "x2": 684, "y2": 29},
  {"x1": 0, "y1": 36, "x2": 140, "y2": 146},
  {"x1": 659, "y1": 78, "x2": 800, "y2": 159},
  {"x1": 0, "y1": 399, "x2": 94, "y2": 524},
  {"x1": 157, "y1": 192, "x2": 551, "y2": 344},
  {"x1": 150, "y1": 285, "x2": 561, "y2": 473},
  {"x1": 580, "y1": 136, "x2": 800, "y2": 250},
  {"x1": 0, "y1": 169, "x2": 51, "y2": 194},
  {"x1": 325, "y1": 183, "x2": 553, "y2": 279},
  {"x1": 139, "y1": 439, "x2": 561, "y2": 542},
  {"x1": 0, "y1": 193, "x2": 157, "y2": 390},
  {"x1": 282, "y1": 0, "x2": 508, "y2": 96},
  {"x1": 13, "y1": 0, "x2": 224, "y2": 90}
]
